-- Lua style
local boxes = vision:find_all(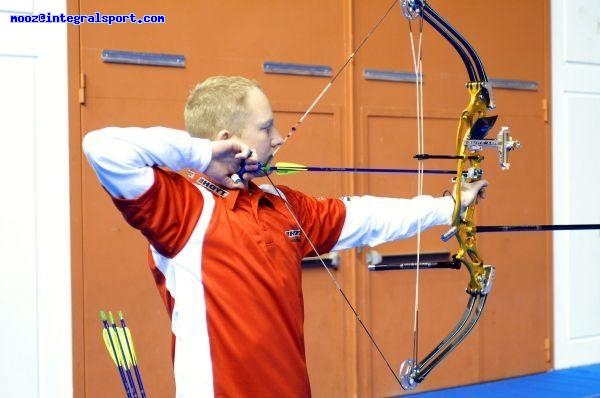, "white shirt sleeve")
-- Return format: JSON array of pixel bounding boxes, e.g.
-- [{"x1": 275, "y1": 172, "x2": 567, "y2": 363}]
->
[
  {"x1": 82, "y1": 126, "x2": 212, "y2": 199},
  {"x1": 332, "y1": 195, "x2": 454, "y2": 250}
]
